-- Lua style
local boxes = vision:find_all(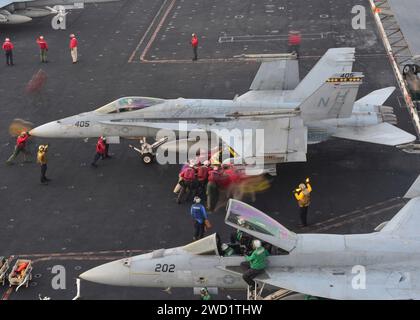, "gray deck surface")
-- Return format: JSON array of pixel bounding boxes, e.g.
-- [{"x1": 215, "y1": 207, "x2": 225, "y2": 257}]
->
[{"x1": 0, "y1": 0, "x2": 419, "y2": 300}]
